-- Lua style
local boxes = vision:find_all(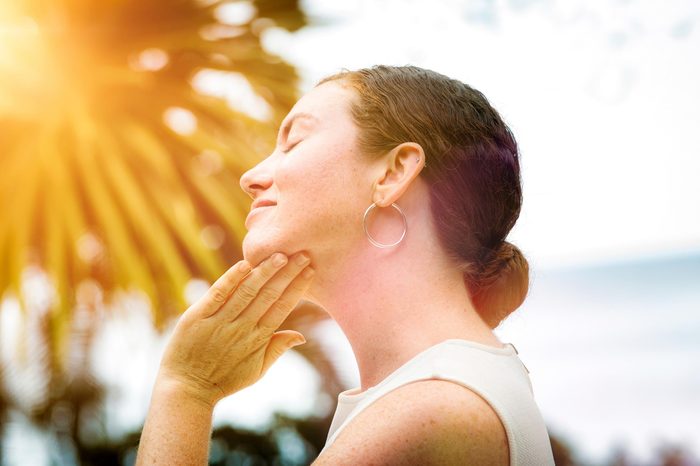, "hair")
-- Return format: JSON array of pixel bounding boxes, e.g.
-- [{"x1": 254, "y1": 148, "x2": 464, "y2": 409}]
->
[{"x1": 316, "y1": 65, "x2": 529, "y2": 329}]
